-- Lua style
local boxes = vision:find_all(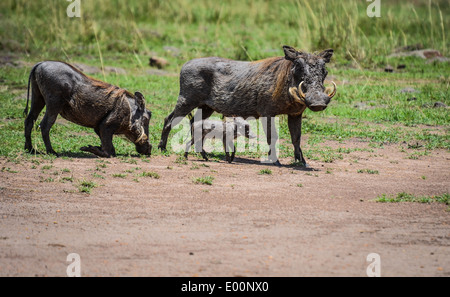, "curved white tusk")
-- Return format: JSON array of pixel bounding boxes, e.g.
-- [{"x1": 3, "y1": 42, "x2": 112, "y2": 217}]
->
[
  {"x1": 289, "y1": 87, "x2": 305, "y2": 105},
  {"x1": 327, "y1": 81, "x2": 337, "y2": 98},
  {"x1": 134, "y1": 126, "x2": 146, "y2": 144},
  {"x1": 298, "y1": 81, "x2": 306, "y2": 99}
]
